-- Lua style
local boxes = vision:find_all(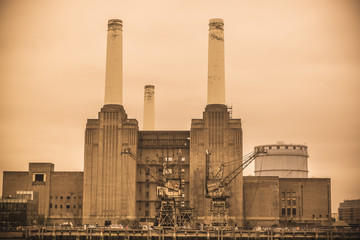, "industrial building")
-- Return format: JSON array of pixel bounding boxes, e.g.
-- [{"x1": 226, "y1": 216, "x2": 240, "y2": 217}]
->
[{"x1": 1, "y1": 19, "x2": 331, "y2": 228}]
